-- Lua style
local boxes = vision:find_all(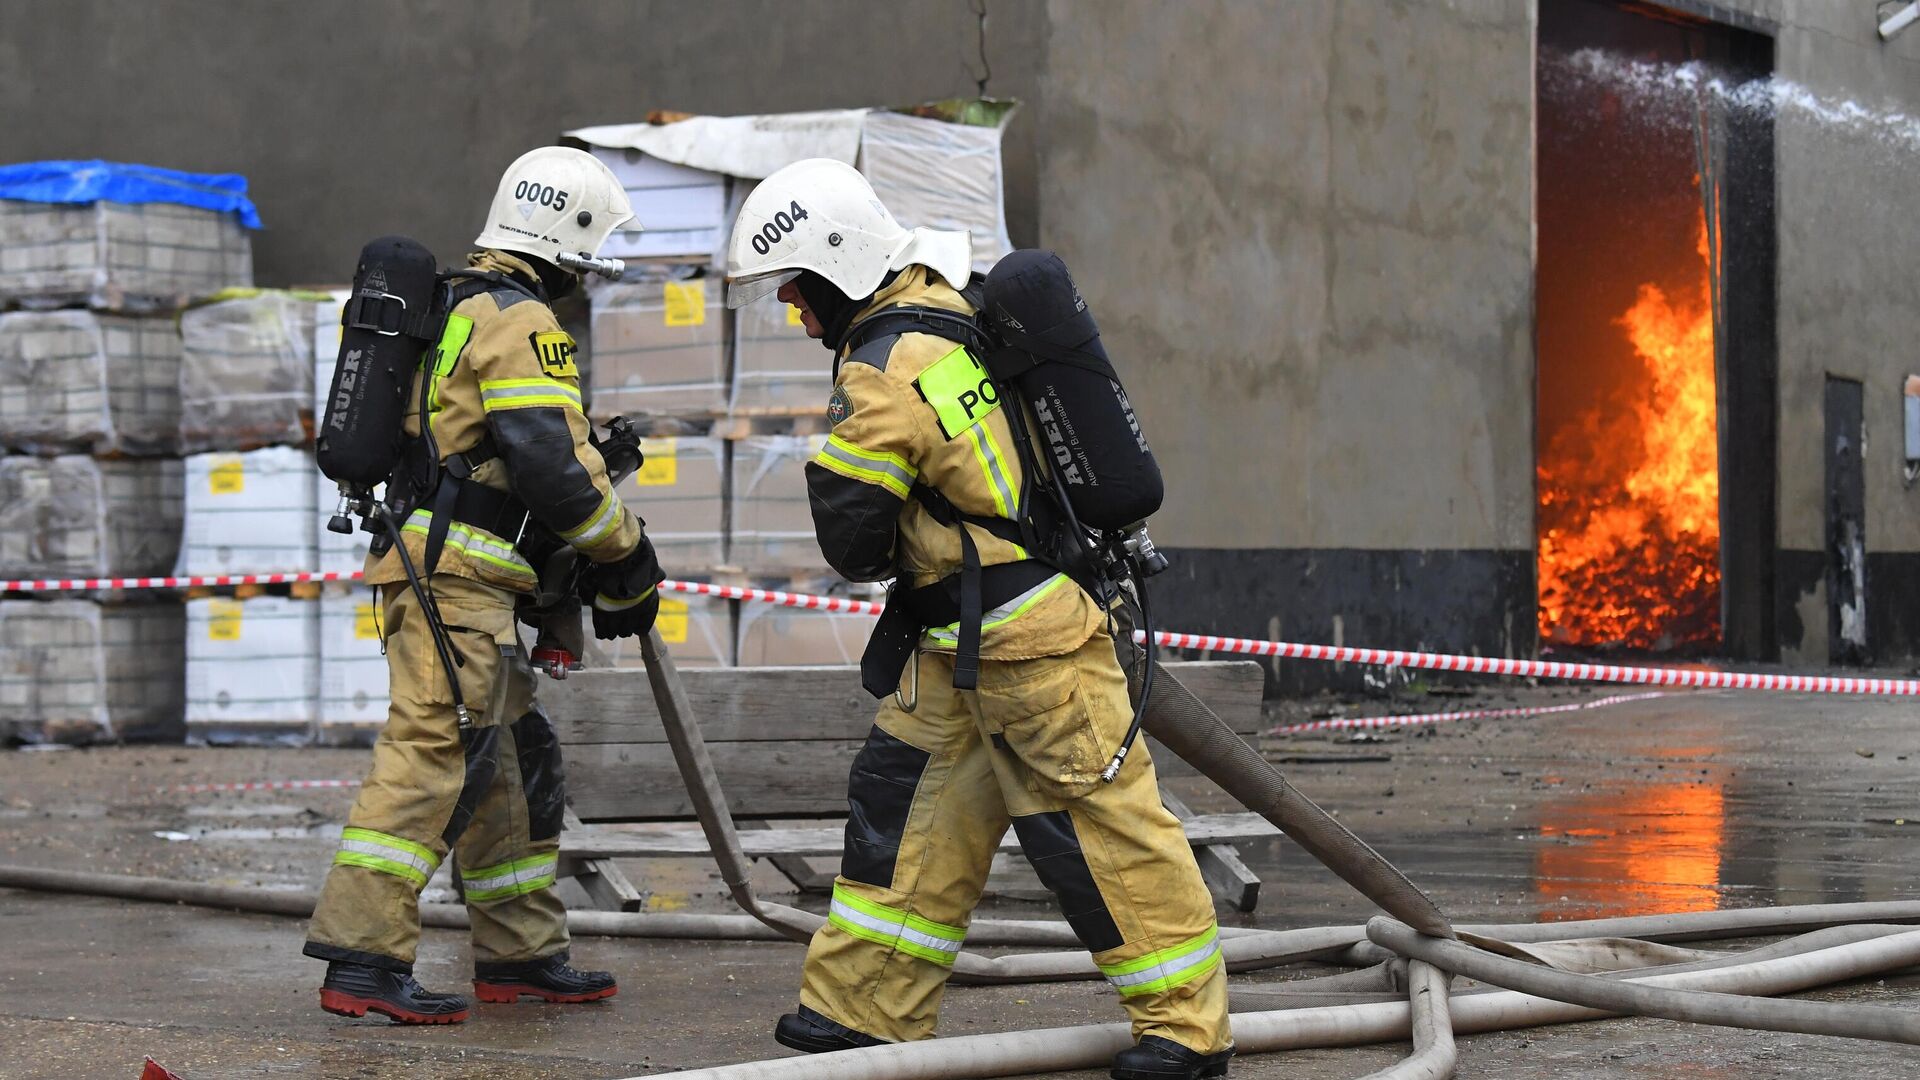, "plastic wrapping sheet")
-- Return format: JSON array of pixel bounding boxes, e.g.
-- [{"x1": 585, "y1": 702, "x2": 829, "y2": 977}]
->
[
  {"x1": 586, "y1": 273, "x2": 728, "y2": 419},
  {"x1": 0, "y1": 455, "x2": 183, "y2": 578},
  {"x1": 178, "y1": 290, "x2": 317, "y2": 452},
  {"x1": 0, "y1": 200, "x2": 252, "y2": 308},
  {"x1": 611, "y1": 435, "x2": 726, "y2": 571},
  {"x1": 735, "y1": 577, "x2": 879, "y2": 666},
  {"x1": 730, "y1": 434, "x2": 829, "y2": 573},
  {"x1": 178, "y1": 447, "x2": 318, "y2": 576},
  {"x1": 185, "y1": 595, "x2": 318, "y2": 745},
  {"x1": 0, "y1": 599, "x2": 184, "y2": 745},
  {"x1": 317, "y1": 590, "x2": 387, "y2": 746},
  {"x1": 0, "y1": 310, "x2": 181, "y2": 455},
  {"x1": 859, "y1": 108, "x2": 1015, "y2": 272},
  {"x1": 731, "y1": 293, "x2": 831, "y2": 410}
]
